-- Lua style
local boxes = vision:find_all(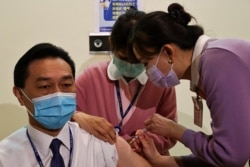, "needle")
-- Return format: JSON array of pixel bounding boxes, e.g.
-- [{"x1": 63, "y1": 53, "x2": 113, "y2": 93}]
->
[
  {"x1": 129, "y1": 128, "x2": 147, "y2": 145},
  {"x1": 129, "y1": 136, "x2": 138, "y2": 145}
]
